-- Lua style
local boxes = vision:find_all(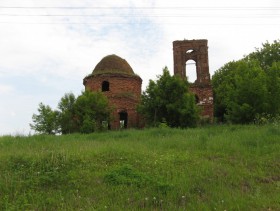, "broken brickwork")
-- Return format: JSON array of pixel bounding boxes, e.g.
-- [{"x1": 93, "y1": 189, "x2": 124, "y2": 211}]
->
[
  {"x1": 83, "y1": 55, "x2": 143, "y2": 129},
  {"x1": 173, "y1": 39, "x2": 214, "y2": 119}
]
